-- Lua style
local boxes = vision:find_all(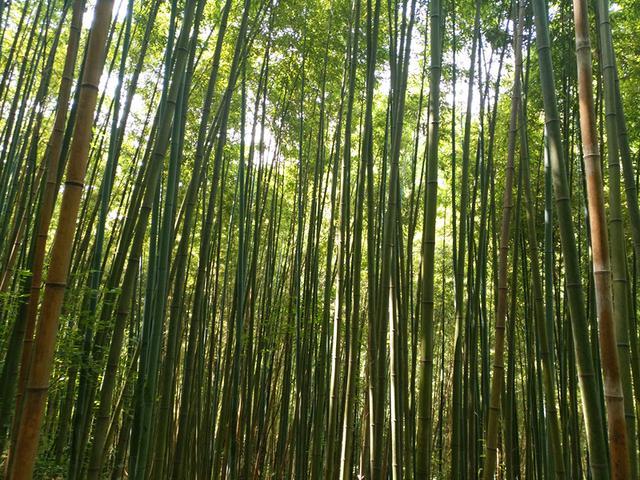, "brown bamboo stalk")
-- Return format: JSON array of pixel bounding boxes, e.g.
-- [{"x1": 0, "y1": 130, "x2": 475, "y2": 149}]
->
[
  {"x1": 482, "y1": 4, "x2": 523, "y2": 477},
  {"x1": 6, "y1": 1, "x2": 115, "y2": 478},
  {"x1": 573, "y1": 0, "x2": 630, "y2": 476},
  {"x1": 8, "y1": 0, "x2": 85, "y2": 444}
]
